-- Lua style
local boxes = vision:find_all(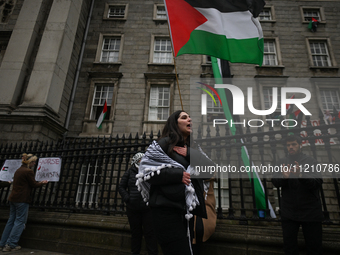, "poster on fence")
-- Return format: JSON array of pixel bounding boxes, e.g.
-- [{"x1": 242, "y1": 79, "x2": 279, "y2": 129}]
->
[
  {"x1": 300, "y1": 120, "x2": 336, "y2": 146},
  {"x1": 0, "y1": 159, "x2": 22, "y2": 182},
  {"x1": 35, "y1": 157, "x2": 61, "y2": 182}
]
